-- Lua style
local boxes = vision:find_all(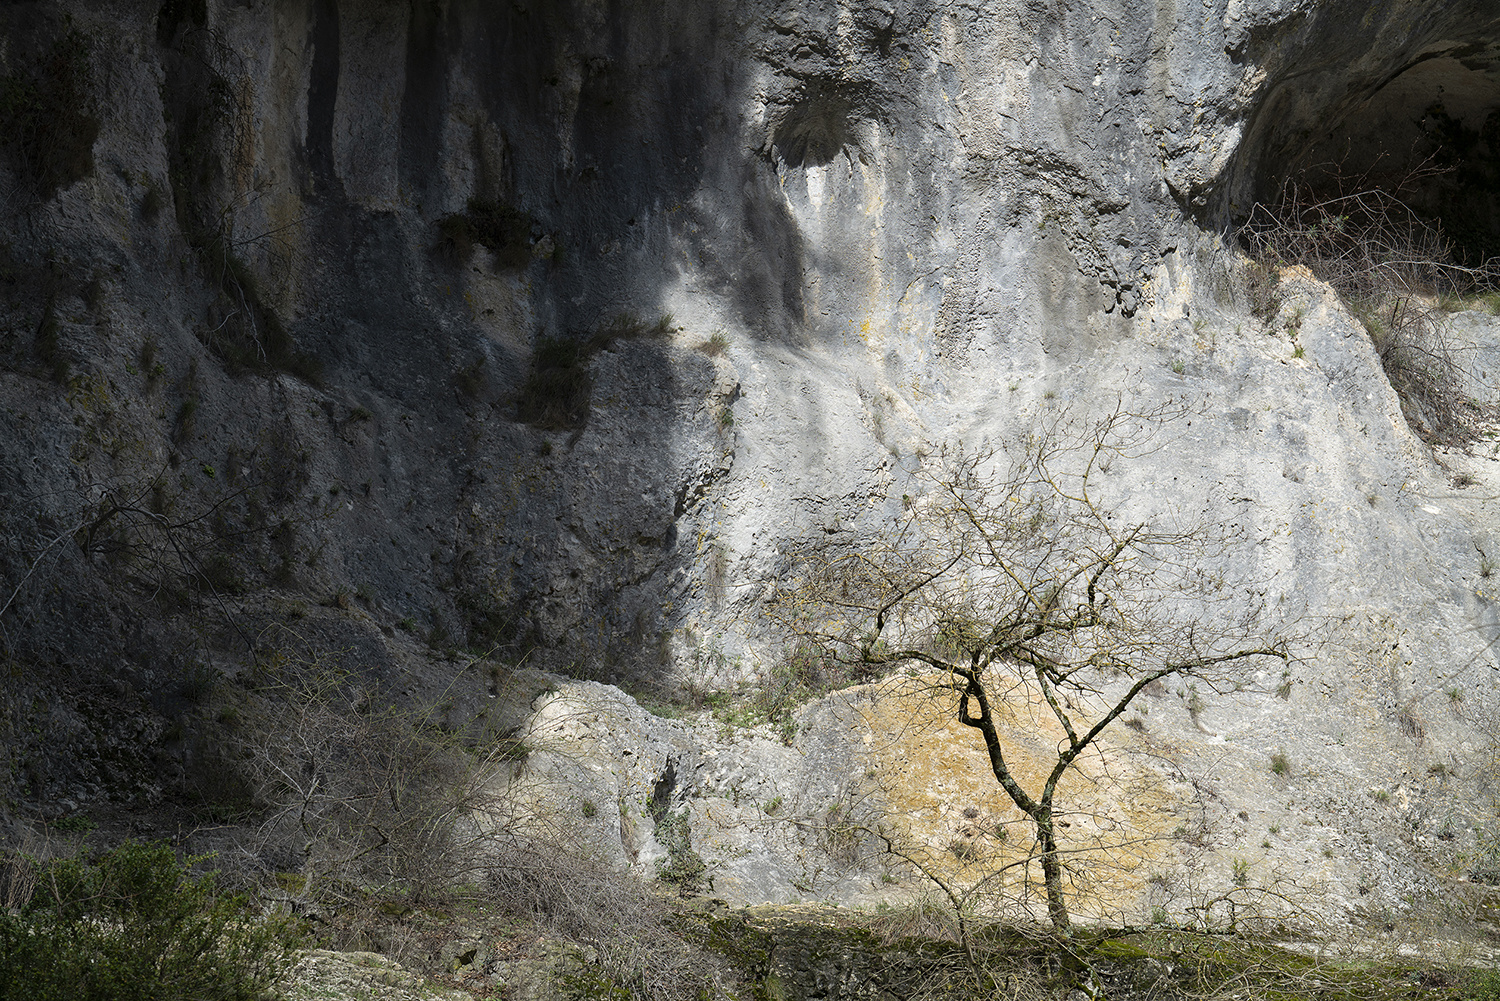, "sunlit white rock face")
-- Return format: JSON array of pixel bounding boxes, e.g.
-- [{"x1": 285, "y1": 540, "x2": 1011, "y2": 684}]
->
[{"x1": 3, "y1": 0, "x2": 1500, "y2": 928}]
